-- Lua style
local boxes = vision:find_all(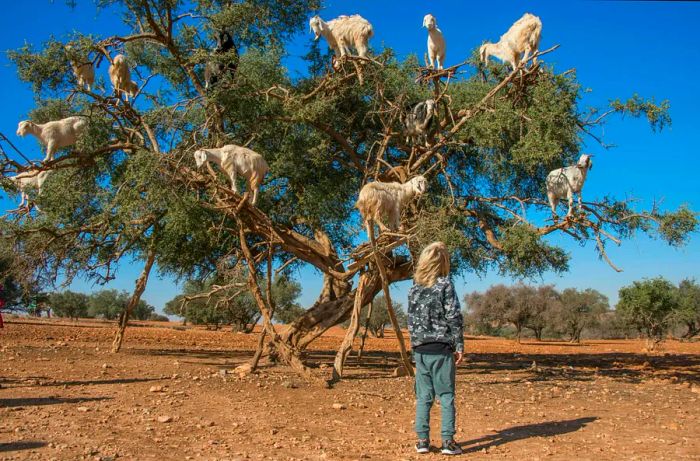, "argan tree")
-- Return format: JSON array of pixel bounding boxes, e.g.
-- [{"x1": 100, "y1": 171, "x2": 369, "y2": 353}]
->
[
  {"x1": 49, "y1": 290, "x2": 90, "y2": 319},
  {"x1": 675, "y1": 278, "x2": 700, "y2": 339},
  {"x1": 1, "y1": 0, "x2": 696, "y2": 383},
  {"x1": 465, "y1": 284, "x2": 558, "y2": 342},
  {"x1": 553, "y1": 288, "x2": 609, "y2": 342},
  {"x1": 617, "y1": 277, "x2": 680, "y2": 350}
]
